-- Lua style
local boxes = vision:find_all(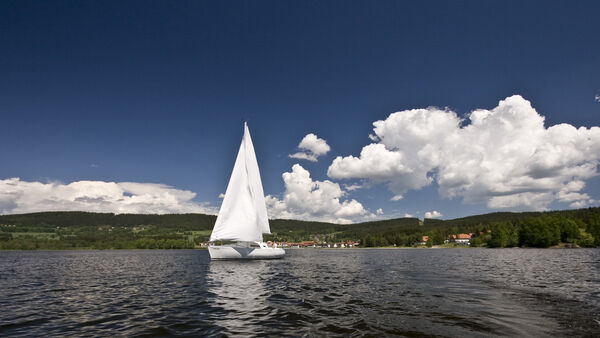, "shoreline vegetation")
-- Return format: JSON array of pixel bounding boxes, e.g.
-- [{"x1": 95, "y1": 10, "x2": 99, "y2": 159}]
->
[{"x1": 0, "y1": 208, "x2": 599, "y2": 250}]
